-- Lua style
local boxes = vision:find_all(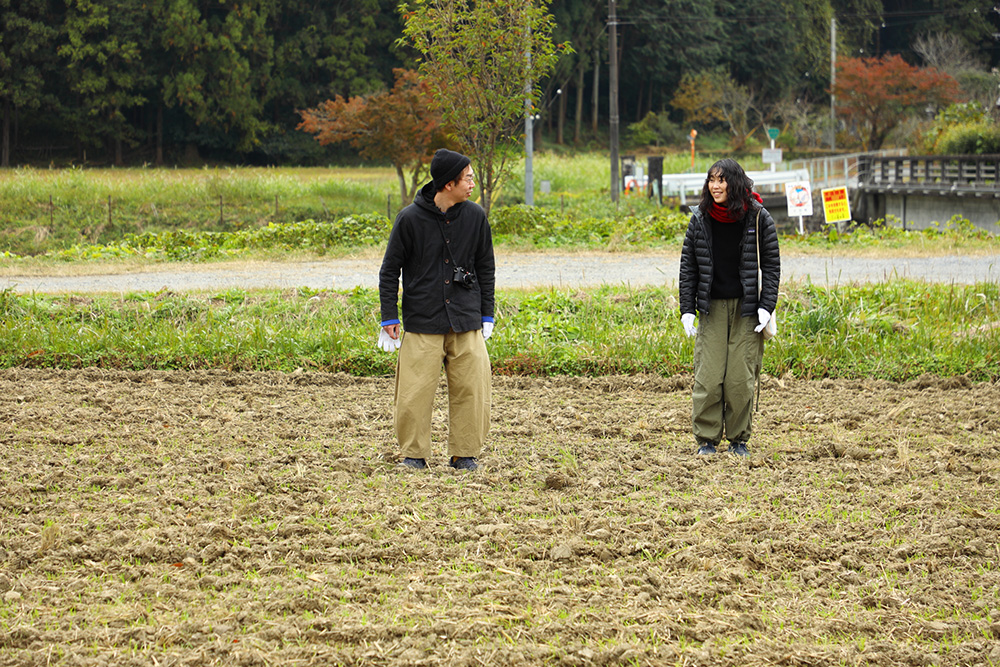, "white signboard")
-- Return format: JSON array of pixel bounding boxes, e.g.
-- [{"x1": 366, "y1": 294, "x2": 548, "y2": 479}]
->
[
  {"x1": 784, "y1": 180, "x2": 813, "y2": 218},
  {"x1": 761, "y1": 148, "x2": 783, "y2": 164}
]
